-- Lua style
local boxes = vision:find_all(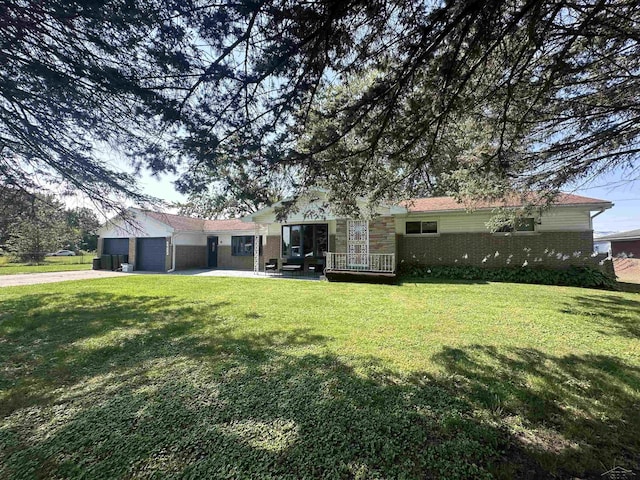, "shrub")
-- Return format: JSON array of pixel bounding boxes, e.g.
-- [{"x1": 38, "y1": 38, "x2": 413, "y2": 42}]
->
[{"x1": 399, "y1": 264, "x2": 617, "y2": 290}]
